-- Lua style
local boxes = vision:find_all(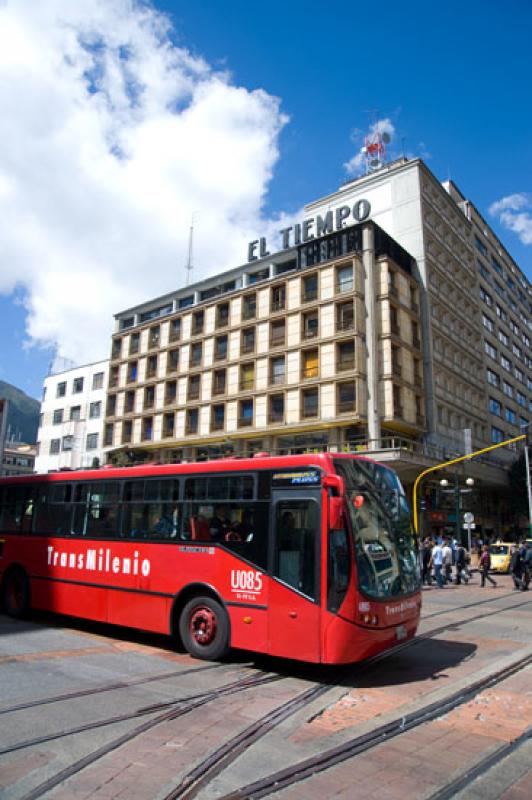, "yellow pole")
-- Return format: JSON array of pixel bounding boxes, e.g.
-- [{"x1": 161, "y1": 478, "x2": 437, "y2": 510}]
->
[{"x1": 413, "y1": 434, "x2": 526, "y2": 536}]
